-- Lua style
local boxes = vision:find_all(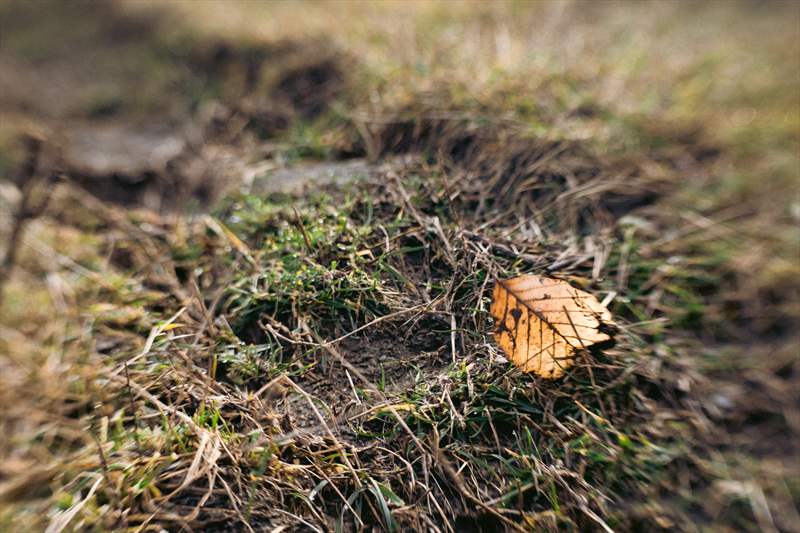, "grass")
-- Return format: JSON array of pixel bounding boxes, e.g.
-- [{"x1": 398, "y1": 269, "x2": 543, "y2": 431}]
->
[{"x1": 1, "y1": 1, "x2": 798, "y2": 532}]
